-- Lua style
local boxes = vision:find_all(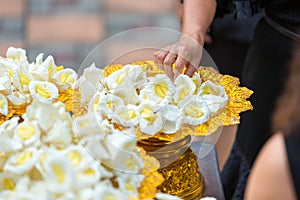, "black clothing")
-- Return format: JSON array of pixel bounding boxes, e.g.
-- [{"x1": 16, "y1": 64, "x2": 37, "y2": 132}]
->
[
  {"x1": 221, "y1": 142, "x2": 250, "y2": 200},
  {"x1": 205, "y1": 12, "x2": 262, "y2": 78},
  {"x1": 221, "y1": 1, "x2": 300, "y2": 199},
  {"x1": 236, "y1": 18, "x2": 295, "y2": 166},
  {"x1": 285, "y1": 124, "x2": 300, "y2": 200},
  {"x1": 222, "y1": 18, "x2": 296, "y2": 199},
  {"x1": 264, "y1": 0, "x2": 300, "y2": 33}
]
